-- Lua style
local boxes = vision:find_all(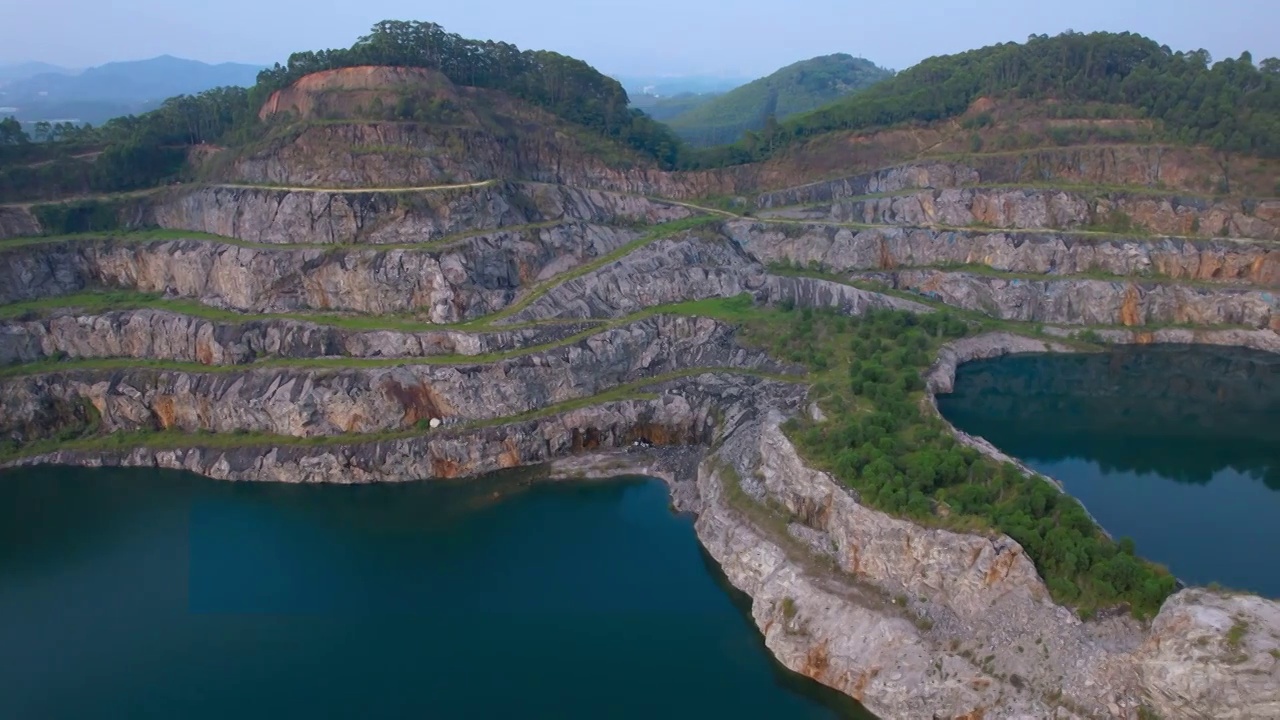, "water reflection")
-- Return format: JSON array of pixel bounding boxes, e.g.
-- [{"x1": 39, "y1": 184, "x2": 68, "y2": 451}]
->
[{"x1": 937, "y1": 344, "x2": 1280, "y2": 595}]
